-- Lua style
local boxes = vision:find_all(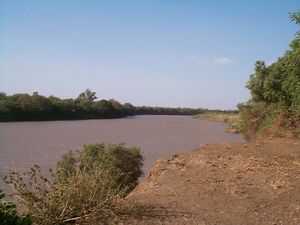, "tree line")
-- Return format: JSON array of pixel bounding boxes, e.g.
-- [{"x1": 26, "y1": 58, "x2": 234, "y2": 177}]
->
[{"x1": 0, "y1": 89, "x2": 233, "y2": 122}]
